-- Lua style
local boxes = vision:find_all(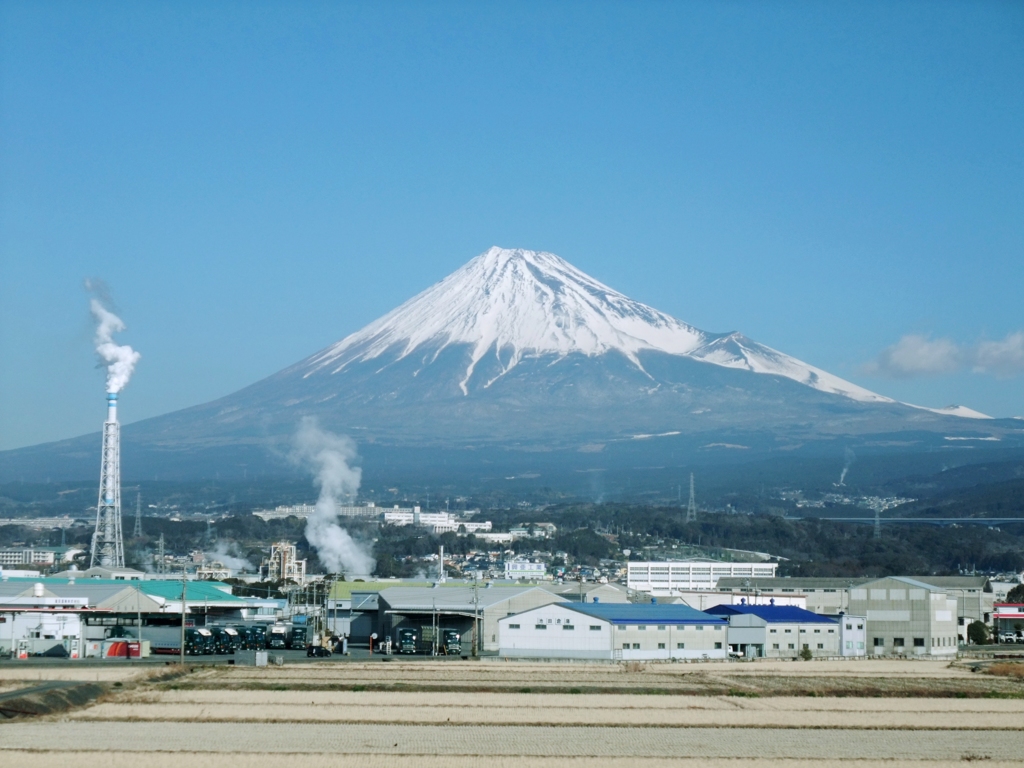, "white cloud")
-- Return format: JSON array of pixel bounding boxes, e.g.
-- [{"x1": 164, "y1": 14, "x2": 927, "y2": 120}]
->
[
  {"x1": 869, "y1": 332, "x2": 1024, "y2": 379},
  {"x1": 974, "y1": 331, "x2": 1024, "y2": 377},
  {"x1": 867, "y1": 334, "x2": 964, "y2": 377}
]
